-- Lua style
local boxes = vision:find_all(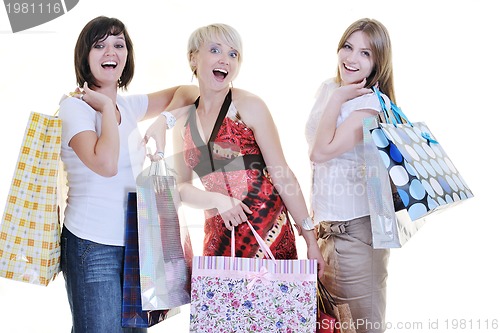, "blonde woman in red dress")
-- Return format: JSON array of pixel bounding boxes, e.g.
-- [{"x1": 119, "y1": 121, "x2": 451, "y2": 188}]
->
[{"x1": 147, "y1": 23, "x2": 325, "y2": 274}]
